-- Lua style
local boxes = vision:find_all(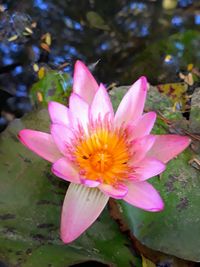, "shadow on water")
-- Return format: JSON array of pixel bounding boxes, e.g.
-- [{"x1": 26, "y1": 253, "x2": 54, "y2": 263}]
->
[{"x1": 0, "y1": 0, "x2": 200, "y2": 128}]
